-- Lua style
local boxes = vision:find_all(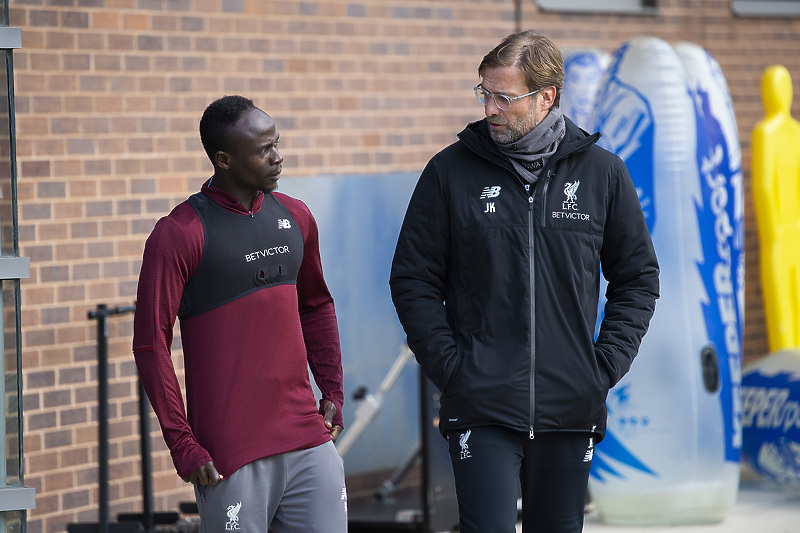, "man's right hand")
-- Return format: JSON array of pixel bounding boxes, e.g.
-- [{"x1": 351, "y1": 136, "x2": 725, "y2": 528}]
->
[{"x1": 183, "y1": 461, "x2": 222, "y2": 486}]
